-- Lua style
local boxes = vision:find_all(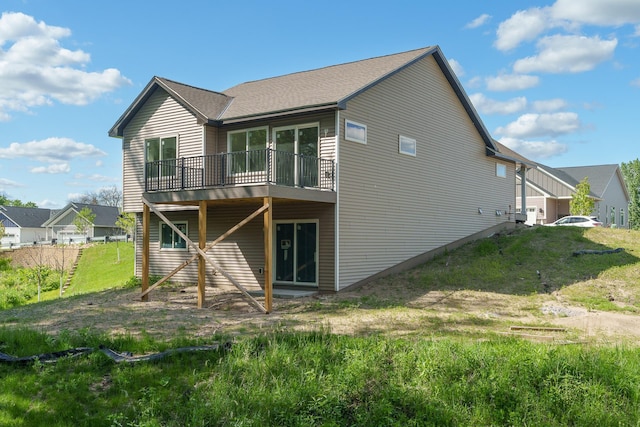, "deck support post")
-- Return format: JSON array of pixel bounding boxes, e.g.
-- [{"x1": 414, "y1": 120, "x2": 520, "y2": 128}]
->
[
  {"x1": 141, "y1": 204, "x2": 150, "y2": 301},
  {"x1": 198, "y1": 201, "x2": 207, "y2": 308},
  {"x1": 264, "y1": 197, "x2": 273, "y2": 313}
]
